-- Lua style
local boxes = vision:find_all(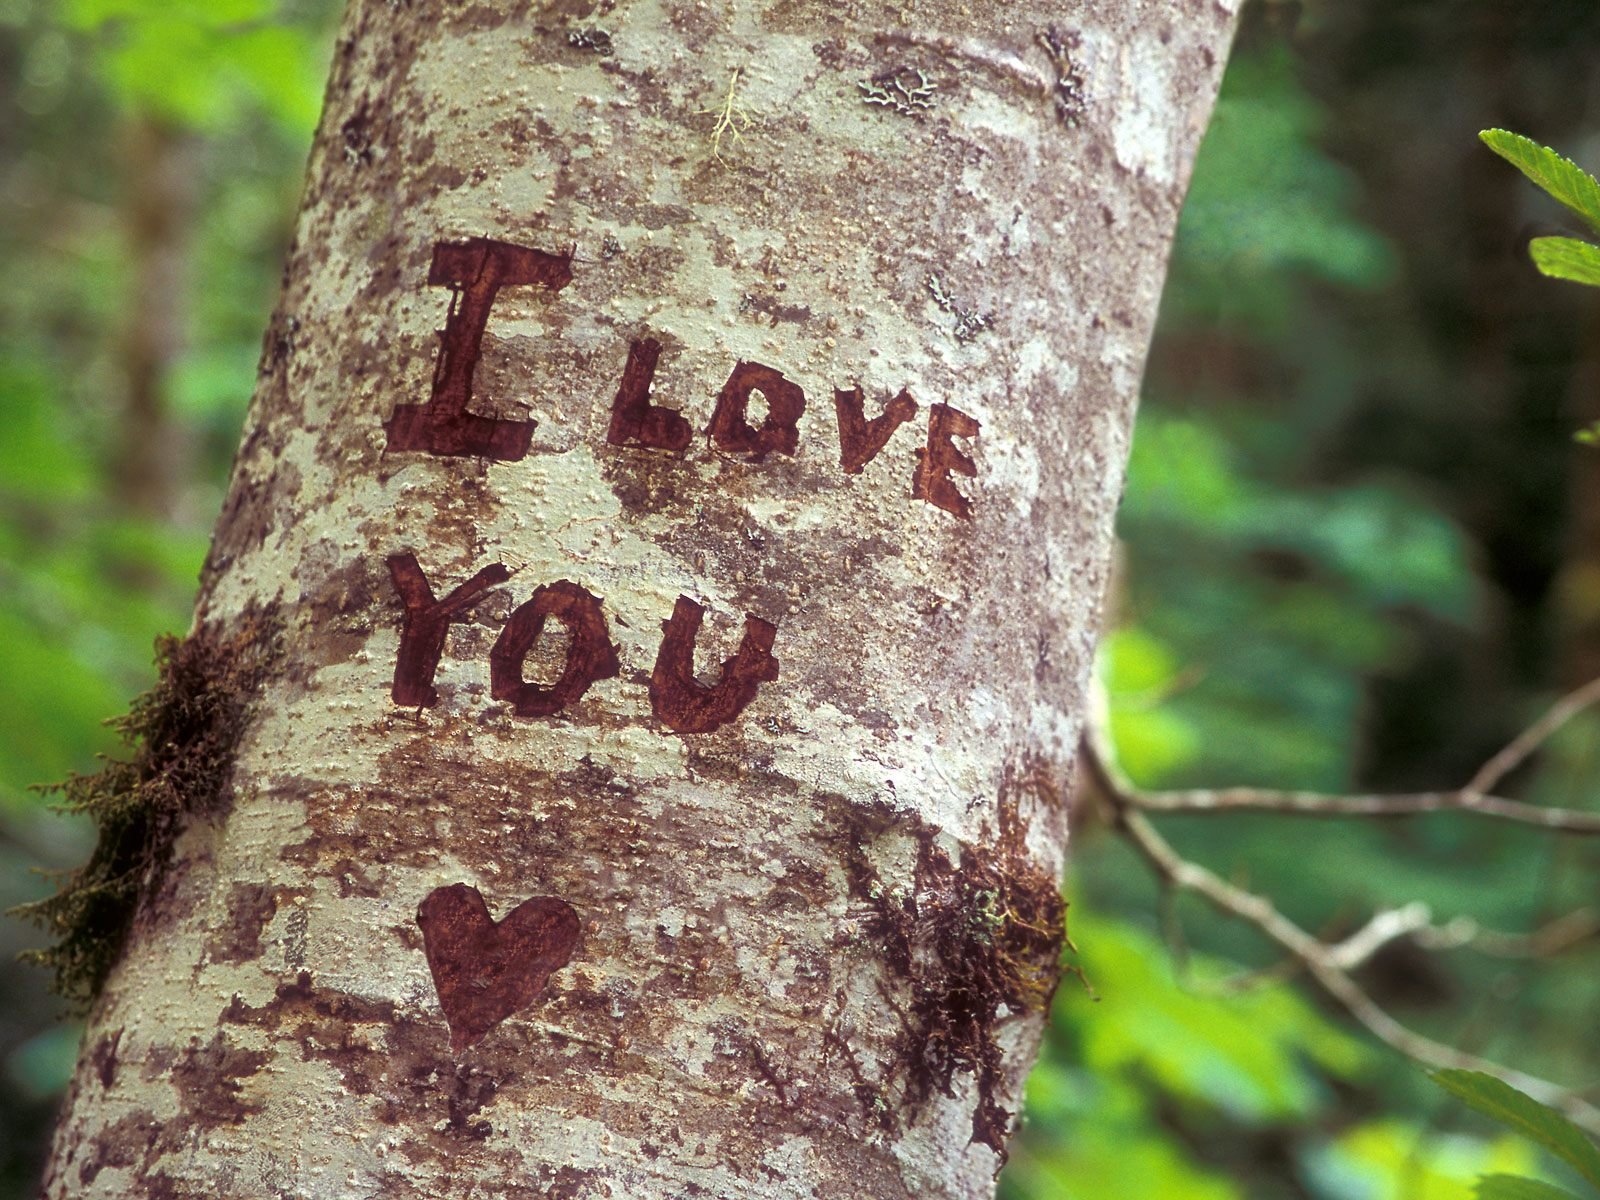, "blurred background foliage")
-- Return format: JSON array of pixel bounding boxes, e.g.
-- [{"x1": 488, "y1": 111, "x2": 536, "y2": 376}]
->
[{"x1": 0, "y1": 0, "x2": 1598, "y2": 1195}]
